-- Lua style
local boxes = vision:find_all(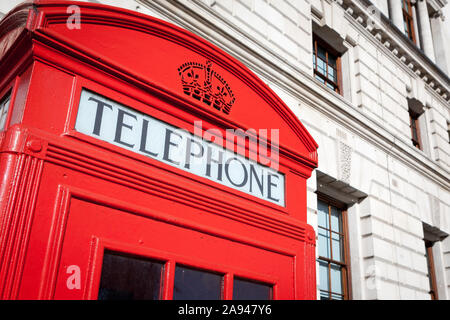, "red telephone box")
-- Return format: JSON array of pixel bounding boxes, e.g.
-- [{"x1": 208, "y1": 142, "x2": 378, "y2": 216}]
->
[{"x1": 0, "y1": 0, "x2": 318, "y2": 300}]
